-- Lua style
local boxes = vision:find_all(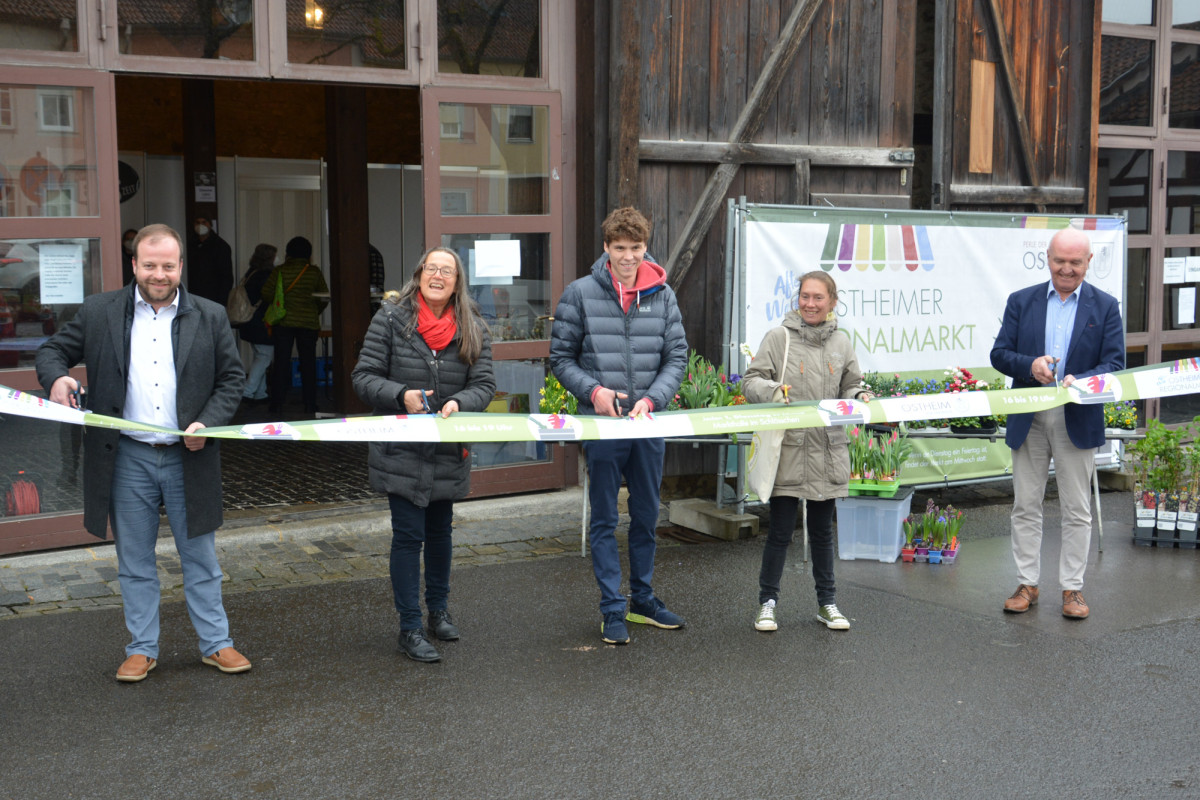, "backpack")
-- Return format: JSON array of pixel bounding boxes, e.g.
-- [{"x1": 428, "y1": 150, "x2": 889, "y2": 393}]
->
[{"x1": 226, "y1": 273, "x2": 256, "y2": 326}]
